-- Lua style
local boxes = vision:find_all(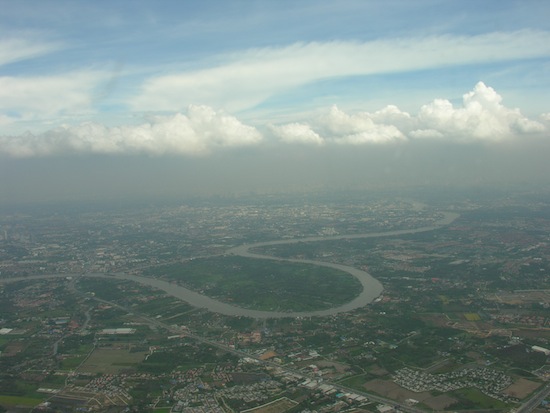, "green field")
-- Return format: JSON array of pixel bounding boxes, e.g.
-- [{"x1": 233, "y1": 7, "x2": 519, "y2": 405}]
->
[
  {"x1": 0, "y1": 395, "x2": 43, "y2": 407},
  {"x1": 60, "y1": 354, "x2": 88, "y2": 370},
  {"x1": 78, "y1": 348, "x2": 148, "y2": 374},
  {"x1": 450, "y1": 388, "x2": 508, "y2": 410},
  {"x1": 464, "y1": 313, "x2": 481, "y2": 321},
  {"x1": 144, "y1": 255, "x2": 362, "y2": 311},
  {"x1": 337, "y1": 373, "x2": 371, "y2": 390}
]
